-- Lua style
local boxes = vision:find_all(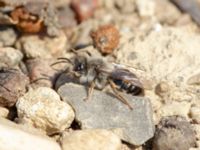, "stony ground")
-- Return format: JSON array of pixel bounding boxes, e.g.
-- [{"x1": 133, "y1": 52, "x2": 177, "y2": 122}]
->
[{"x1": 0, "y1": 0, "x2": 200, "y2": 150}]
